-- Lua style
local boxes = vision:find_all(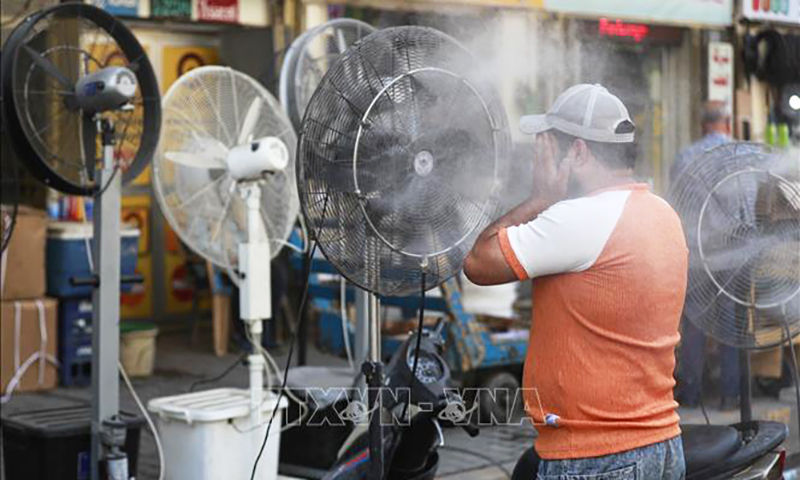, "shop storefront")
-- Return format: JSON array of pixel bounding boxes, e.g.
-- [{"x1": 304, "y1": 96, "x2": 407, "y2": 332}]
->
[
  {"x1": 573, "y1": 18, "x2": 698, "y2": 193},
  {"x1": 306, "y1": 0, "x2": 731, "y2": 195},
  {"x1": 736, "y1": 0, "x2": 800, "y2": 147}
]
